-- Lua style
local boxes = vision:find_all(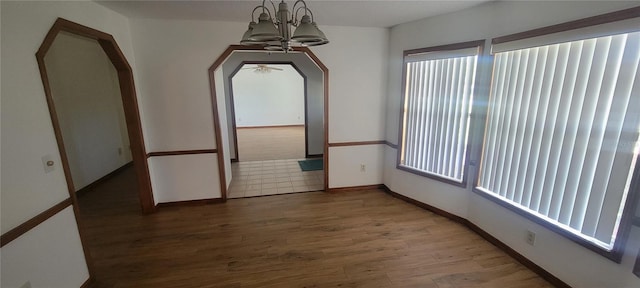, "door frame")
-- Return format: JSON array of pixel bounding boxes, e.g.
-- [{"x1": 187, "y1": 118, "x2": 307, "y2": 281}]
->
[
  {"x1": 208, "y1": 45, "x2": 329, "y2": 200},
  {"x1": 228, "y1": 61, "x2": 312, "y2": 161},
  {"x1": 36, "y1": 18, "x2": 155, "y2": 216}
]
